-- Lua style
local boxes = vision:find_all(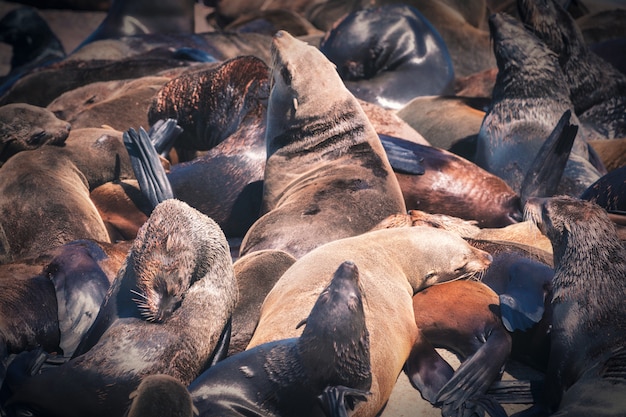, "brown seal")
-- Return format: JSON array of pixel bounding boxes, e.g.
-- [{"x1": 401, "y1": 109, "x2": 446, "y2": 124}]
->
[
  {"x1": 516, "y1": 195, "x2": 626, "y2": 416},
  {"x1": 0, "y1": 102, "x2": 70, "y2": 165},
  {"x1": 127, "y1": 374, "x2": 196, "y2": 417},
  {"x1": 189, "y1": 260, "x2": 372, "y2": 417},
  {"x1": 2, "y1": 199, "x2": 238, "y2": 417},
  {"x1": 406, "y1": 280, "x2": 512, "y2": 417},
  {"x1": 247, "y1": 226, "x2": 493, "y2": 417},
  {"x1": 239, "y1": 30, "x2": 406, "y2": 259}
]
